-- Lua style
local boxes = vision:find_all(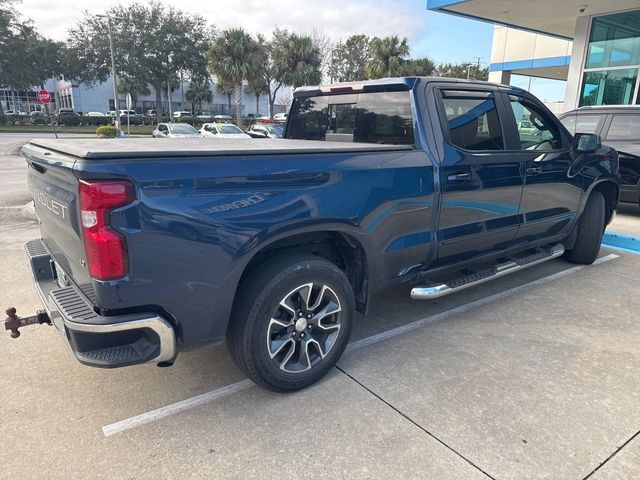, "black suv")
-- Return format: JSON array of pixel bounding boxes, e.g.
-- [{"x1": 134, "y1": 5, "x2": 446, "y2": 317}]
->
[{"x1": 559, "y1": 106, "x2": 640, "y2": 205}]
